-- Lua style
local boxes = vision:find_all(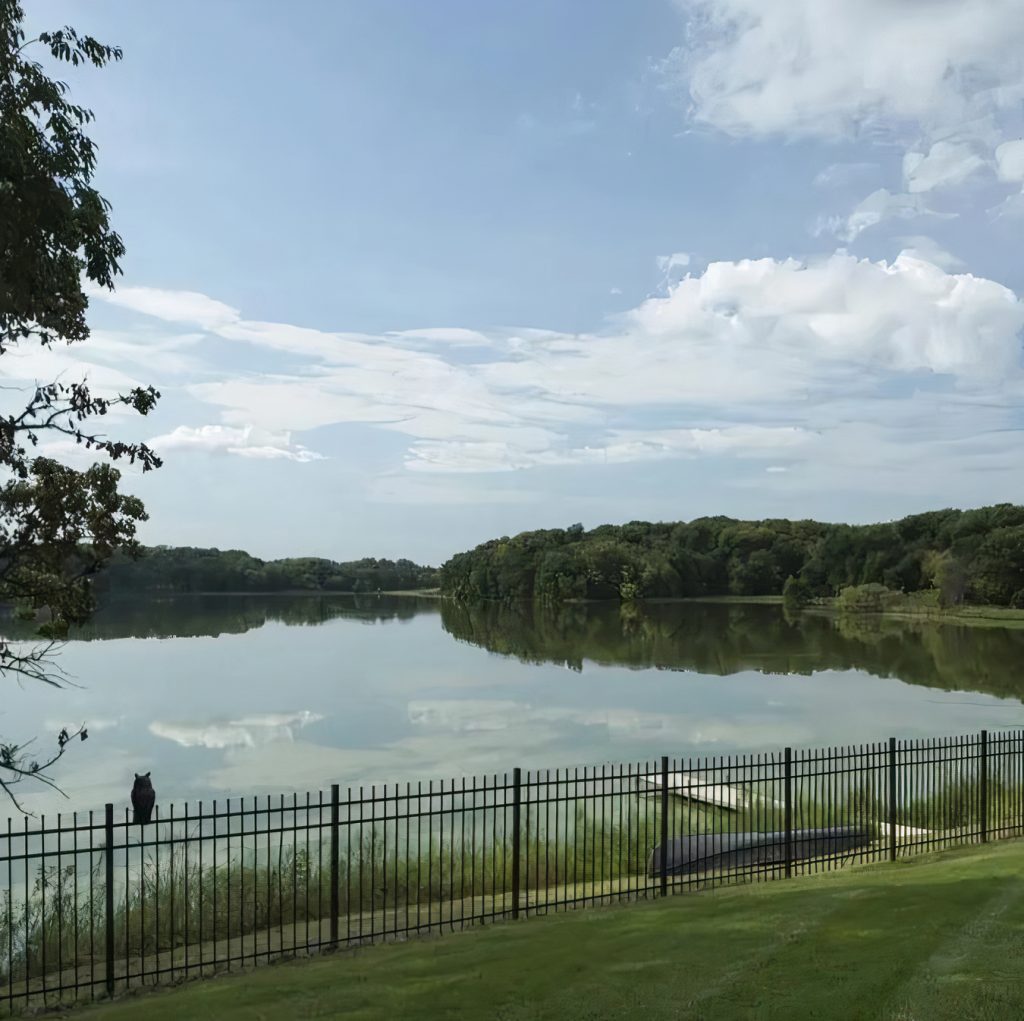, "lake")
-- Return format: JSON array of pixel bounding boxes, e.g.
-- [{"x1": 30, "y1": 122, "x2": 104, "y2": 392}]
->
[{"x1": 5, "y1": 595, "x2": 1023, "y2": 817}]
